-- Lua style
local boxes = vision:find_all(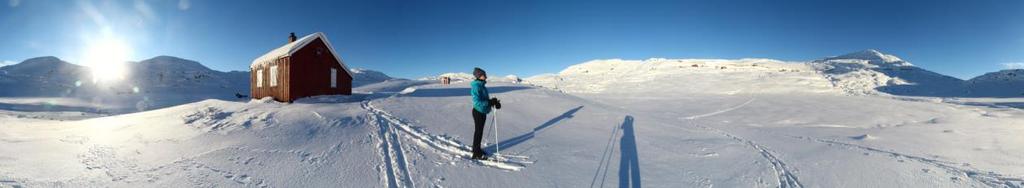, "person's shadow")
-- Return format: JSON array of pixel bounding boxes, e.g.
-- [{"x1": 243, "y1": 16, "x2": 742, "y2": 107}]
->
[
  {"x1": 618, "y1": 116, "x2": 641, "y2": 188},
  {"x1": 589, "y1": 116, "x2": 642, "y2": 188},
  {"x1": 484, "y1": 106, "x2": 584, "y2": 153}
]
